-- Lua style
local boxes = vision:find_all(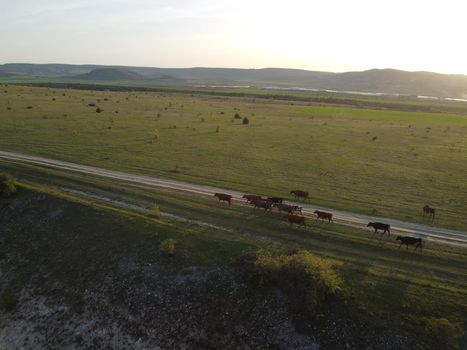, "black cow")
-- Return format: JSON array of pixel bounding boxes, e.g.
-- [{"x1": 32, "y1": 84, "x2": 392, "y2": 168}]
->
[
  {"x1": 367, "y1": 222, "x2": 390, "y2": 235},
  {"x1": 396, "y1": 236, "x2": 422, "y2": 252}
]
